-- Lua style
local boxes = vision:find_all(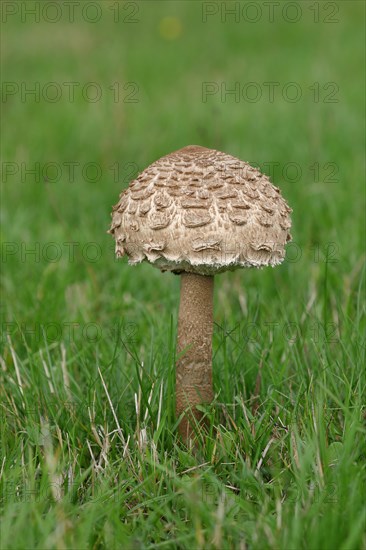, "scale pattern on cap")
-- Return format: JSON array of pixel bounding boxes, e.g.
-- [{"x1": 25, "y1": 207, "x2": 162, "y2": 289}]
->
[{"x1": 109, "y1": 145, "x2": 292, "y2": 275}]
